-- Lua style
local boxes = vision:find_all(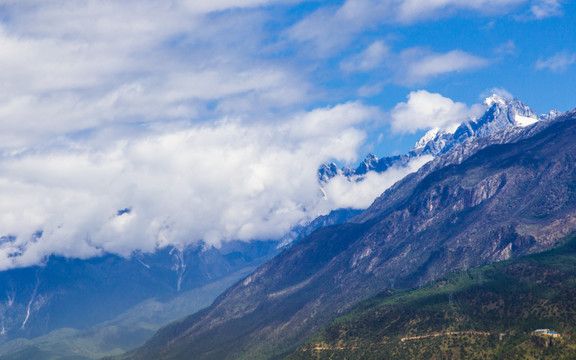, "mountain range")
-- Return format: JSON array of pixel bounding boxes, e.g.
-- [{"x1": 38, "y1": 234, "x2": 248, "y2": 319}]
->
[
  {"x1": 319, "y1": 94, "x2": 559, "y2": 182},
  {"x1": 114, "y1": 104, "x2": 576, "y2": 359},
  {"x1": 0, "y1": 95, "x2": 572, "y2": 360}
]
